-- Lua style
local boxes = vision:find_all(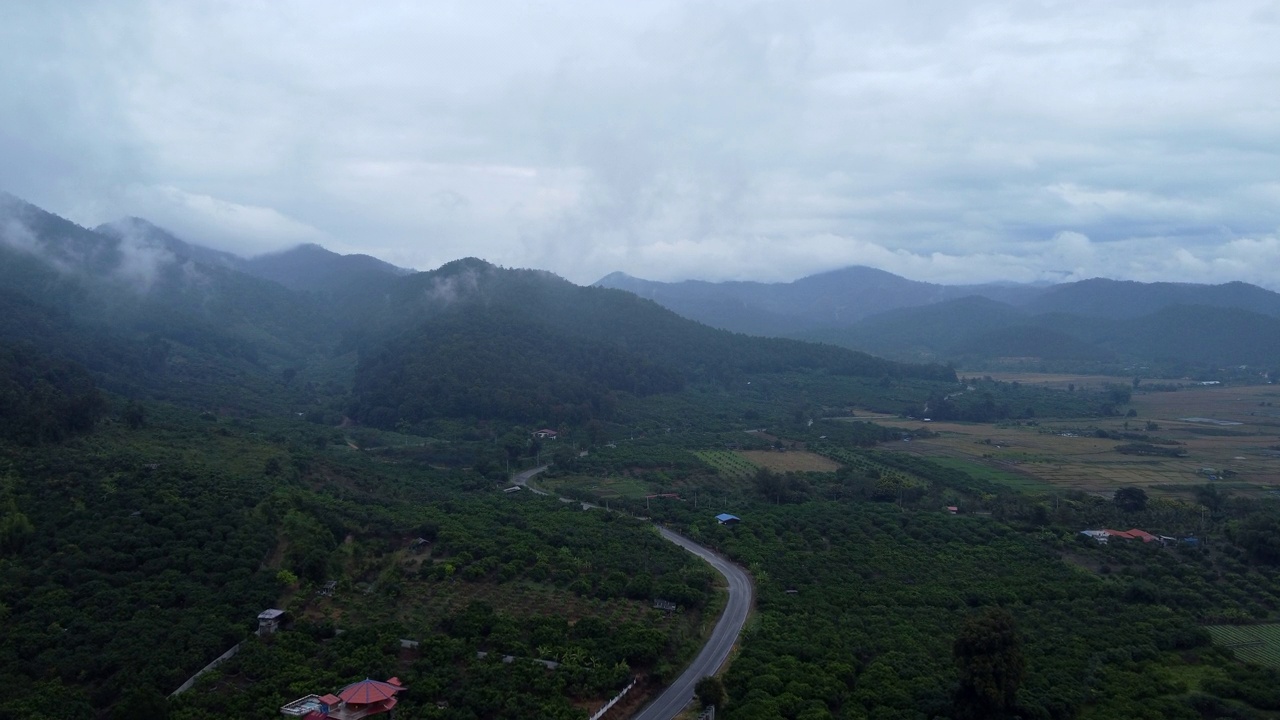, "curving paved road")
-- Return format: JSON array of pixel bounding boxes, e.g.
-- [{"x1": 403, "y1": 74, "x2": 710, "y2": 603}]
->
[
  {"x1": 511, "y1": 465, "x2": 549, "y2": 495},
  {"x1": 512, "y1": 466, "x2": 754, "y2": 718},
  {"x1": 632, "y1": 528, "x2": 754, "y2": 720}
]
